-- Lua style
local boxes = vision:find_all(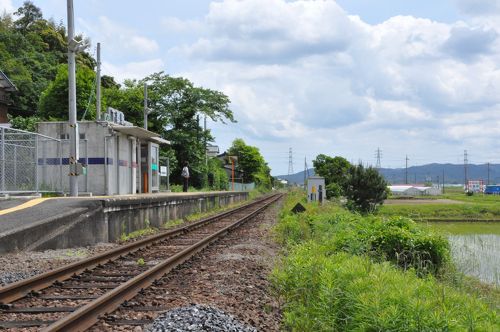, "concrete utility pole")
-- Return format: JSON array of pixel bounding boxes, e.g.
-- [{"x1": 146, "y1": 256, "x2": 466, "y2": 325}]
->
[
  {"x1": 442, "y1": 169, "x2": 445, "y2": 194},
  {"x1": 96, "y1": 42, "x2": 101, "y2": 120},
  {"x1": 405, "y1": 155, "x2": 409, "y2": 184},
  {"x1": 67, "y1": 0, "x2": 79, "y2": 197},
  {"x1": 143, "y1": 83, "x2": 148, "y2": 130},
  {"x1": 304, "y1": 157, "x2": 307, "y2": 187},
  {"x1": 464, "y1": 150, "x2": 468, "y2": 189},
  {"x1": 487, "y1": 162, "x2": 490, "y2": 185},
  {"x1": 288, "y1": 148, "x2": 294, "y2": 175},
  {"x1": 204, "y1": 116, "x2": 207, "y2": 167}
]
